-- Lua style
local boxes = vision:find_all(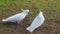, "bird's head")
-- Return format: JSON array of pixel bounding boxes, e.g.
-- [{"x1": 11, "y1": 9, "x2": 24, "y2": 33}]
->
[
  {"x1": 21, "y1": 9, "x2": 29, "y2": 13},
  {"x1": 39, "y1": 11, "x2": 43, "y2": 15}
]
